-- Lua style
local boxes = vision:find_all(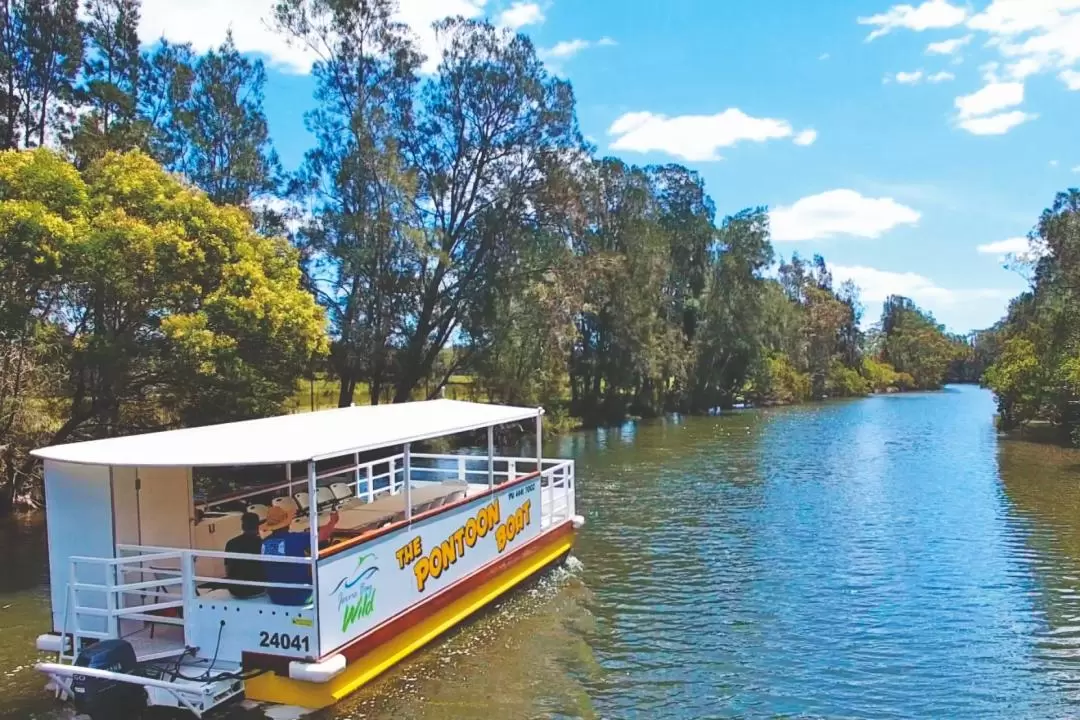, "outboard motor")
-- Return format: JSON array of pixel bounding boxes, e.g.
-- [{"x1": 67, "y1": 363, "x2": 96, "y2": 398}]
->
[{"x1": 72, "y1": 639, "x2": 145, "y2": 719}]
